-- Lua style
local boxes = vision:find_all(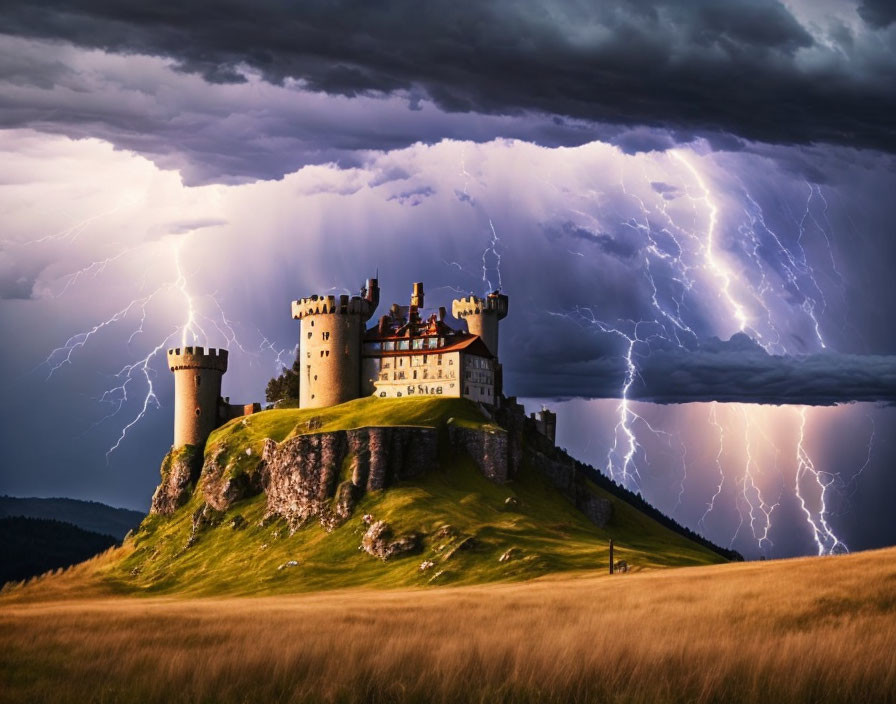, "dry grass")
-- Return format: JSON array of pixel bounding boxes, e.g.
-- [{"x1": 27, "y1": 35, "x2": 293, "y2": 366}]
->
[{"x1": 3, "y1": 546, "x2": 896, "y2": 704}]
